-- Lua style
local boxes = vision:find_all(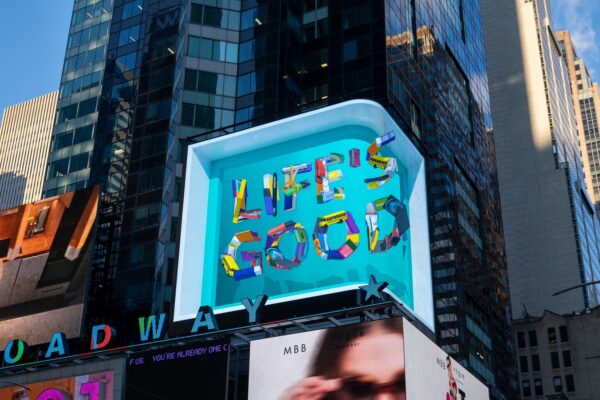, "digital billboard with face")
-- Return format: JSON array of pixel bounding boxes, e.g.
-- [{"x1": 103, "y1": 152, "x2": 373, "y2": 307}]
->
[
  {"x1": 0, "y1": 186, "x2": 99, "y2": 347},
  {"x1": 126, "y1": 340, "x2": 229, "y2": 399},
  {"x1": 0, "y1": 370, "x2": 114, "y2": 400},
  {"x1": 248, "y1": 318, "x2": 489, "y2": 400},
  {"x1": 175, "y1": 100, "x2": 433, "y2": 329}
]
